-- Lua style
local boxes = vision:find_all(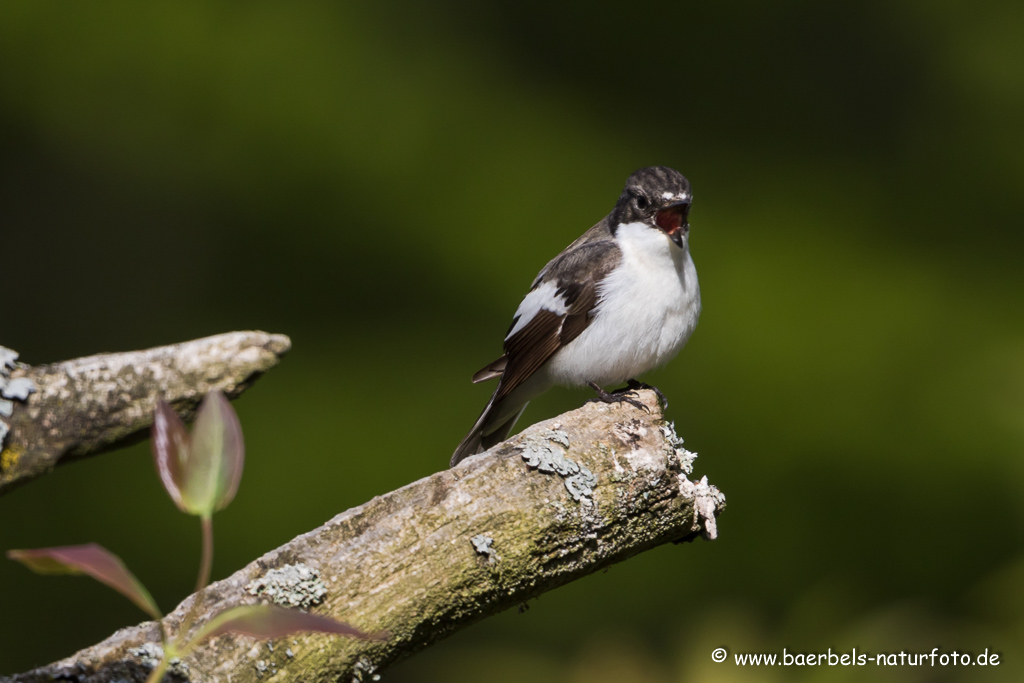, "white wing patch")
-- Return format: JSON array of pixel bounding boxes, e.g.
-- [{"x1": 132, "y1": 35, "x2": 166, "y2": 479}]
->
[{"x1": 506, "y1": 280, "x2": 568, "y2": 340}]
